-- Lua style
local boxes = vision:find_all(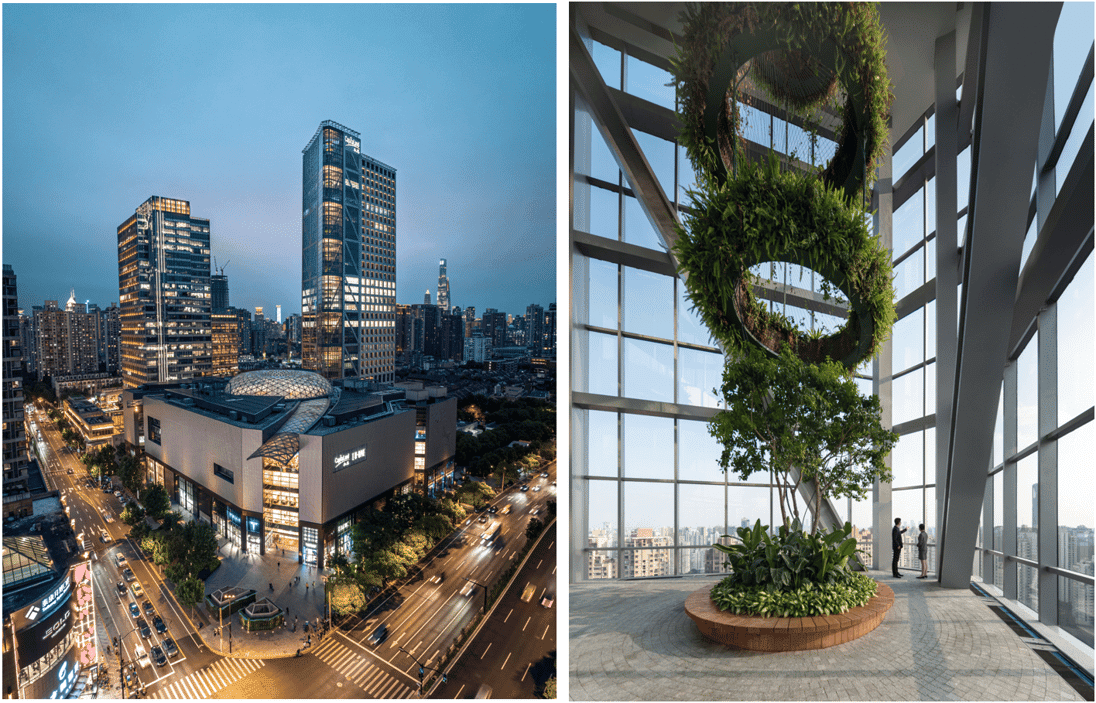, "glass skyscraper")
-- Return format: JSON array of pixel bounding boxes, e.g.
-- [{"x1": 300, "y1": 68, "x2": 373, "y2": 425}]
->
[
  {"x1": 301, "y1": 120, "x2": 396, "y2": 383},
  {"x1": 116, "y1": 196, "x2": 212, "y2": 389}
]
